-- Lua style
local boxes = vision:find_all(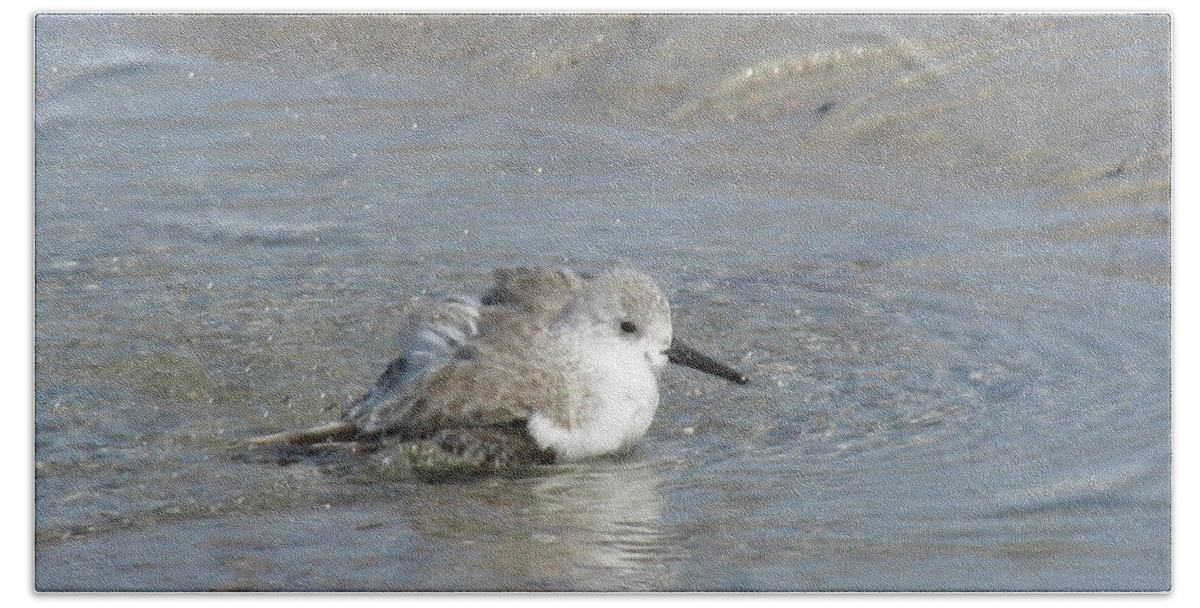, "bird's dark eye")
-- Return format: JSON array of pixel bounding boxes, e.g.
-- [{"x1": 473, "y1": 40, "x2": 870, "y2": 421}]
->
[{"x1": 620, "y1": 321, "x2": 638, "y2": 334}]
